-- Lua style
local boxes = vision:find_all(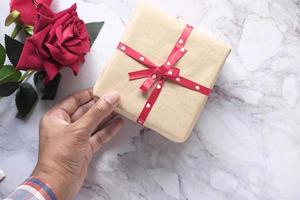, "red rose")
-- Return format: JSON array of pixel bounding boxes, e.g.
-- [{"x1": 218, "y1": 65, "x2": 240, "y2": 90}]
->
[
  {"x1": 17, "y1": 3, "x2": 91, "y2": 81},
  {"x1": 10, "y1": 0, "x2": 52, "y2": 25}
]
